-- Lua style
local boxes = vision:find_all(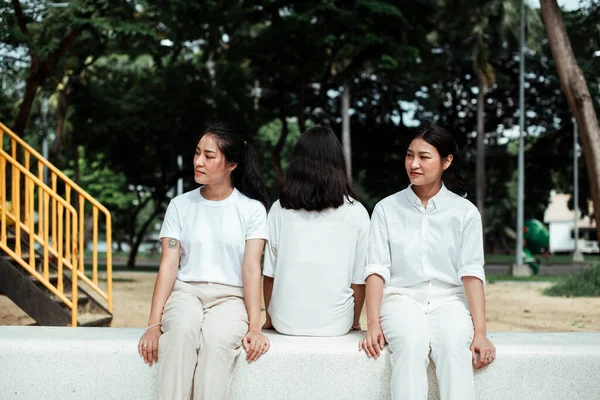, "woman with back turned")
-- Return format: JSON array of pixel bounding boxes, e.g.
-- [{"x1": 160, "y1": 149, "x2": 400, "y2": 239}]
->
[{"x1": 263, "y1": 126, "x2": 369, "y2": 336}]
